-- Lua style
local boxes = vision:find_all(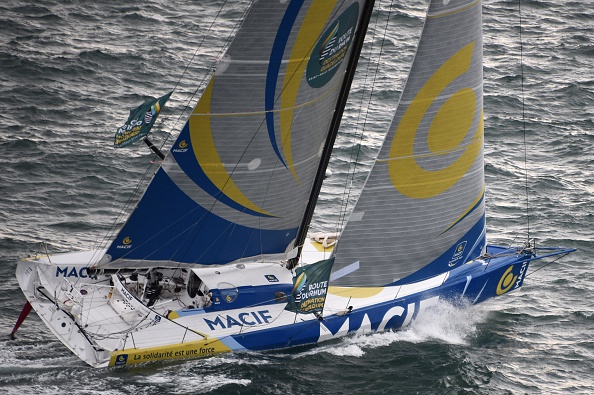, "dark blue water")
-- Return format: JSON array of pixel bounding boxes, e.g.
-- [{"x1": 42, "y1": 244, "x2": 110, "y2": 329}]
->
[{"x1": 1, "y1": 1, "x2": 592, "y2": 393}]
